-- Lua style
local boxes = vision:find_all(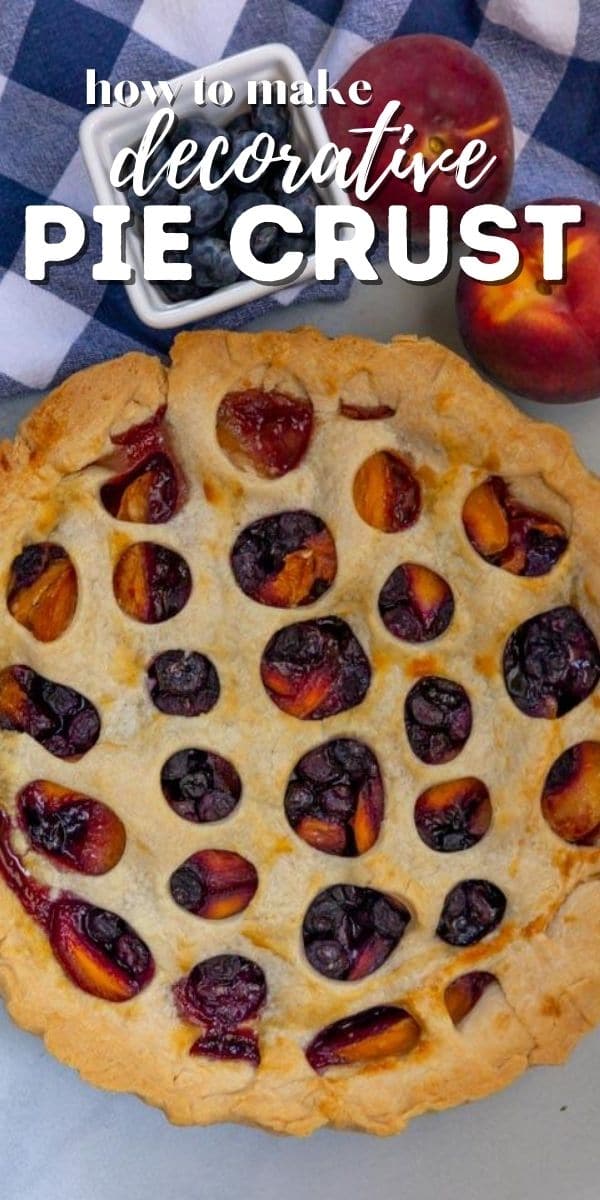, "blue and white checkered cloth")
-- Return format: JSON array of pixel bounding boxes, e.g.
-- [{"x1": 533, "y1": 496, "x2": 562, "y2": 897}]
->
[{"x1": 0, "y1": 0, "x2": 598, "y2": 399}]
